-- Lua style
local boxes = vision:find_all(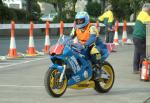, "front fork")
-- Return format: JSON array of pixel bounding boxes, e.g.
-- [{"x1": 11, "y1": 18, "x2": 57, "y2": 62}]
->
[{"x1": 59, "y1": 65, "x2": 66, "y2": 82}]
